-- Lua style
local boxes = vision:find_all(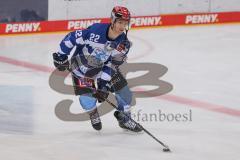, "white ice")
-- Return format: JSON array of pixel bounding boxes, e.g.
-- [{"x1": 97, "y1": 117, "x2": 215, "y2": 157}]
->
[{"x1": 0, "y1": 24, "x2": 240, "y2": 160}]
